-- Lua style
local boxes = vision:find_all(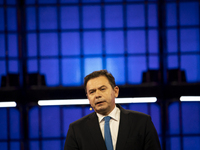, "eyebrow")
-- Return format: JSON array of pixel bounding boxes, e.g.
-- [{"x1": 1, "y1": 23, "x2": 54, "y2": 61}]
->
[{"x1": 88, "y1": 85, "x2": 107, "y2": 93}]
